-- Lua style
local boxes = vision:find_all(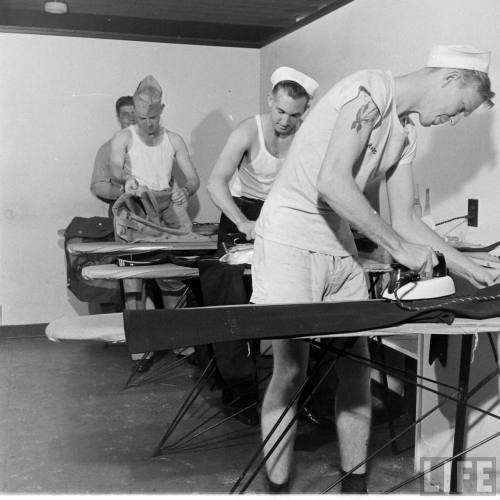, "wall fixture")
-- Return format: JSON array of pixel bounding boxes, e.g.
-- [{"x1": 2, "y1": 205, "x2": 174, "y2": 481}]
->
[{"x1": 44, "y1": 1, "x2": 68, "y2": 14}]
